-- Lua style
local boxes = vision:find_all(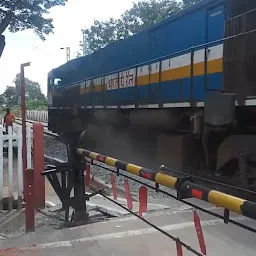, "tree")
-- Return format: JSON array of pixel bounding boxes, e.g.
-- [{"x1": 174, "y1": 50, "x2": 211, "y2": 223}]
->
[
  {"x1": 79, "y1": 0, "x2": 203, "y2": 55},
  {"x1": 13, "y1": 73, "x2": 46, "y2": 102},
  {"x1": 122, "y1": 0, "x2": 181, "y2": 33},
  {"x1": 2, "y1": 86, "x2": 16, "y2": 106},
  {"x1": 1, "y1": 74, "x2": 46, "y2": 107},
  {"x1": 0, "y1": 0, "x2": 67, "y2": 56},
  {"x1": 80, "y1": 0, "x2": 181, "y2": 54},
  {"x1": 0, "y1": 35, "x2": 5, "y2": 57},
  {"x1": 182, "y1": 0, "x2": 201, "y2": 7},
  {"x1": 0, "y1": 95, "x2": 5, "y2": 105},
  {"x1": 26, "y1": 99, "x2": 47, "y2": 110}
]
